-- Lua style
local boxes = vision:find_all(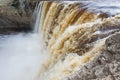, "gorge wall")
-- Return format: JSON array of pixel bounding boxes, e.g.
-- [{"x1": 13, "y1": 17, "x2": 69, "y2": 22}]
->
[
  {"x1": 35, "y1": 1, "x2": 120, "y2": 80},
  {"x1": 0, "y1": 0, "x2": 39, "y2": 34}
]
